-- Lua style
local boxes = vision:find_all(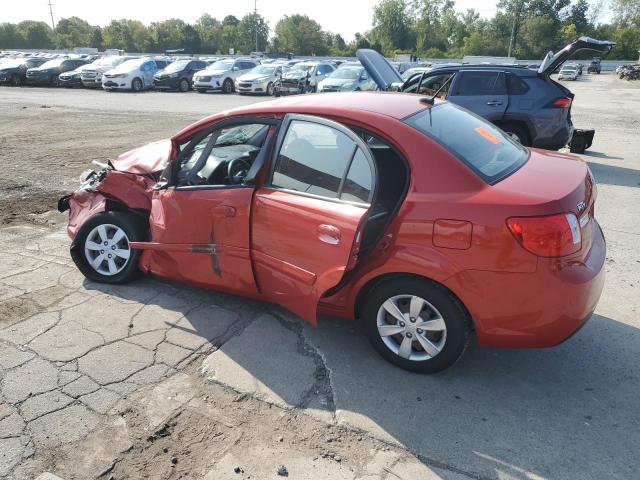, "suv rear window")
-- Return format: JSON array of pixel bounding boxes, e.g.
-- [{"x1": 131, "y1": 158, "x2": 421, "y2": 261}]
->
[{"x1": 404, "y1": 103, "x2": 528, "y2": 184}]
